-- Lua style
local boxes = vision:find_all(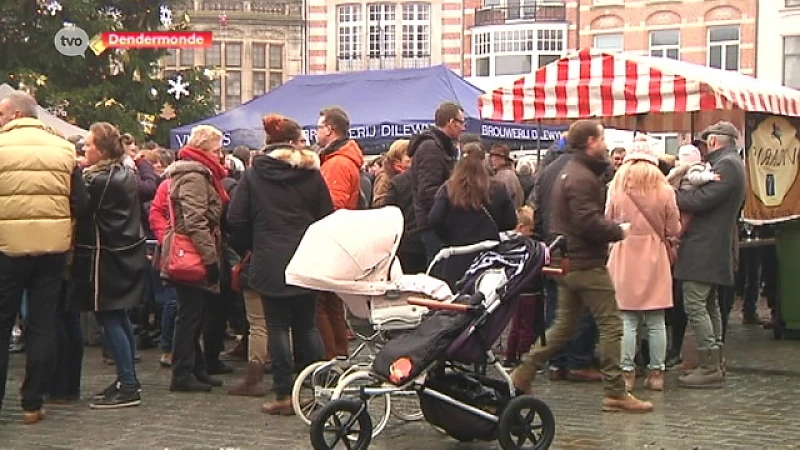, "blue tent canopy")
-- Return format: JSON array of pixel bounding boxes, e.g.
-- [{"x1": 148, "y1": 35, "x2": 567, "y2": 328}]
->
[{"x1": 170, "y1": 65, "x2": 565, "y2": 152}]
